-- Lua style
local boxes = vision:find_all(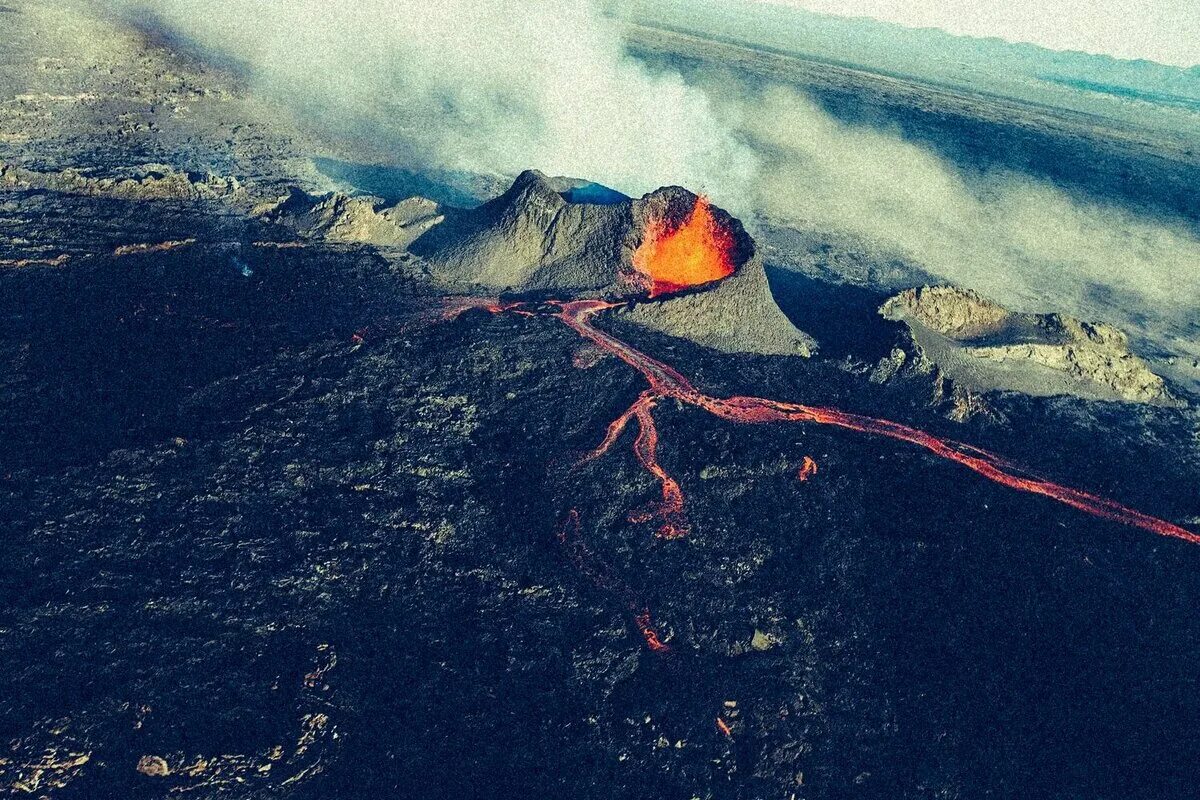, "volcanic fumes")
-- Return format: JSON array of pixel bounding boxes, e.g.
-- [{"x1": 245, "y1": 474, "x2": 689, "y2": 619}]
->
[{"x1": 633, "y1": 196, "x2": 736, "y2": 298}]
